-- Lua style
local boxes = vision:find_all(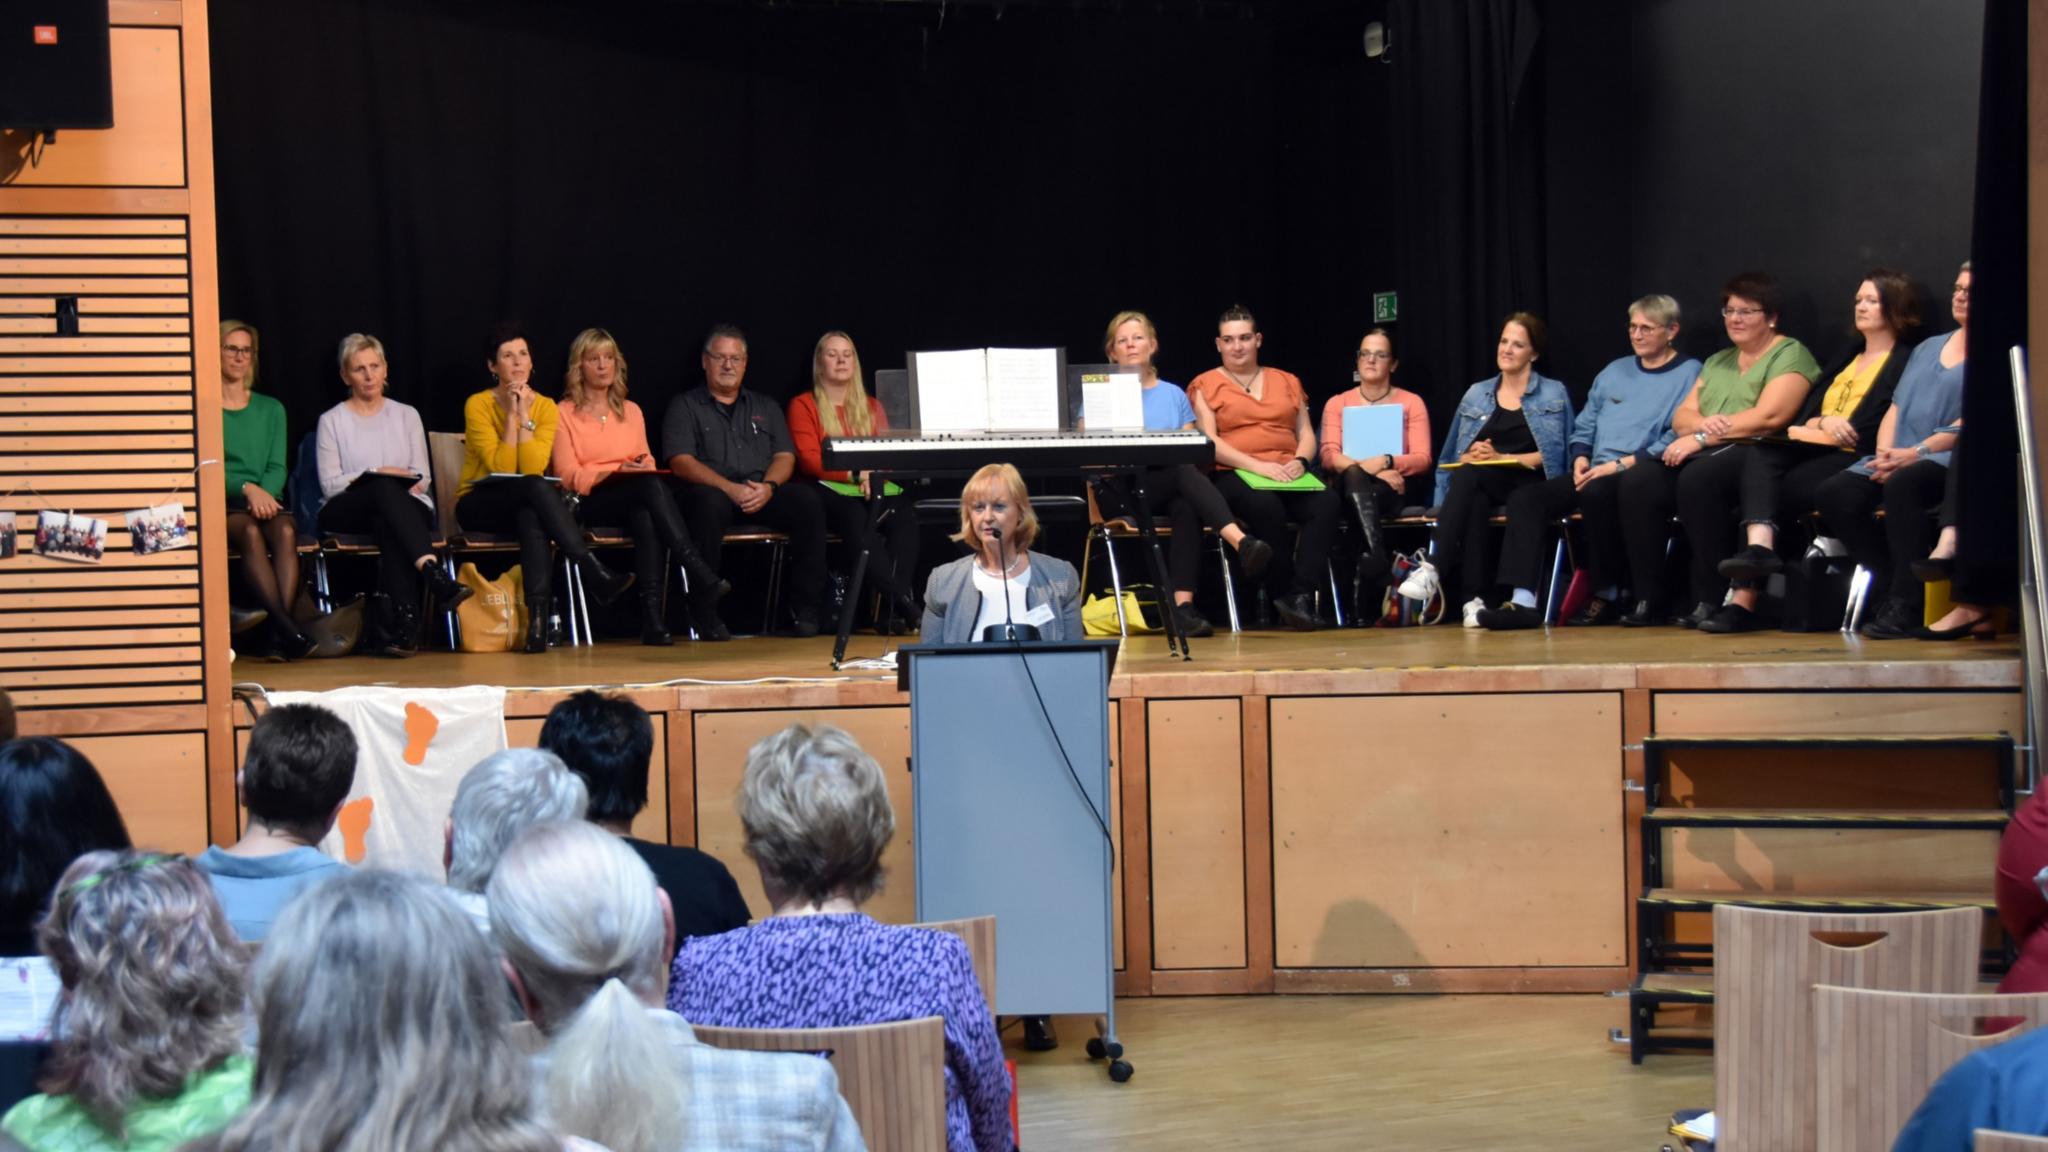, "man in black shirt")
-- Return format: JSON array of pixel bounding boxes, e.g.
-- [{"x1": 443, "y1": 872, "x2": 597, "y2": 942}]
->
[
  {"x1": 538, "y1": 690, "x2": 752, "y2": 952},
  {"x1": 662, "y1": 323, "x2": 827, "y2": 640}
]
